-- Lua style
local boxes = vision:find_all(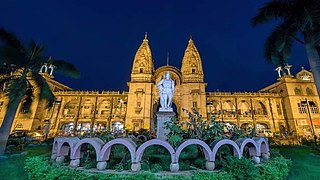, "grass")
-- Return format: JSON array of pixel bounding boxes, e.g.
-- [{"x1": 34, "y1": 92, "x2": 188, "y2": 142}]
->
[
  {"x1": 0, "y1": 145, "x2": 51, "y2": 180},
  {"x1": 275, "y1": 145, "x2": 320, "y2": 180},
  {"x1": 0, "y1": 144, "x2": 319, "y2": 179}
]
